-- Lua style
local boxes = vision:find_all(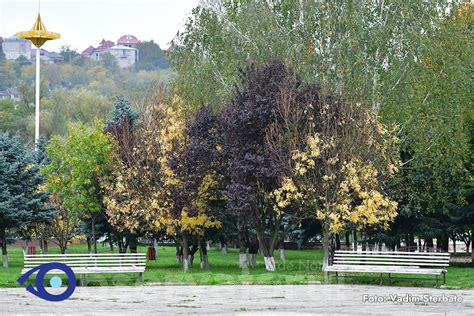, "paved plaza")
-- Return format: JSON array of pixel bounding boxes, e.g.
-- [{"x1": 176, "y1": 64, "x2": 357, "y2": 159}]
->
[{"x1": 1, "y1": 284, "x2": 474, "y2": 315}]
